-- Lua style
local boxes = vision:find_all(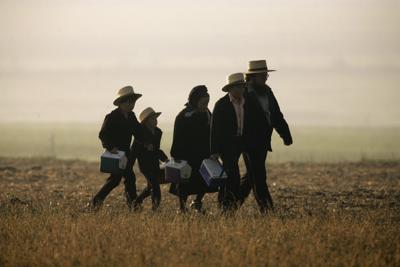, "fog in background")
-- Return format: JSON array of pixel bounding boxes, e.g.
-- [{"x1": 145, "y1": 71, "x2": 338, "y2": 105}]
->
[{"x1": 1, "y1": 0, "x2": 399, "y2": 126}]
